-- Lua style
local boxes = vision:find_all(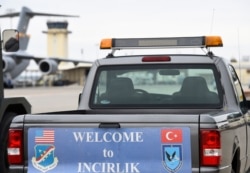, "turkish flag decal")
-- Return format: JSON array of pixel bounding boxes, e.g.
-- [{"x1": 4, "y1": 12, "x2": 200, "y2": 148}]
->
[{"x1": 161, "y1": 129, "x2": 183, "y2": 143}]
